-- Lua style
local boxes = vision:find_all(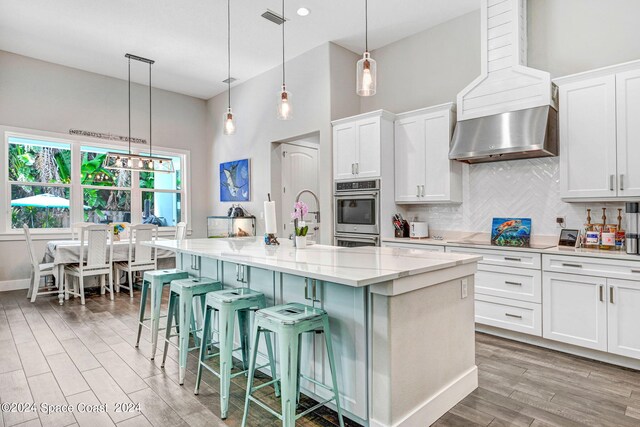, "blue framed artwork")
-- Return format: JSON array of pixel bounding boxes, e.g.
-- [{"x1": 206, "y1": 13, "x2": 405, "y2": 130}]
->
[
  {"x1": 220, "y1": 159, "x2": 250, "y2": 202},
  {"x1": 491, "y1": 218, "x2": 532, "y2": 247}
]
